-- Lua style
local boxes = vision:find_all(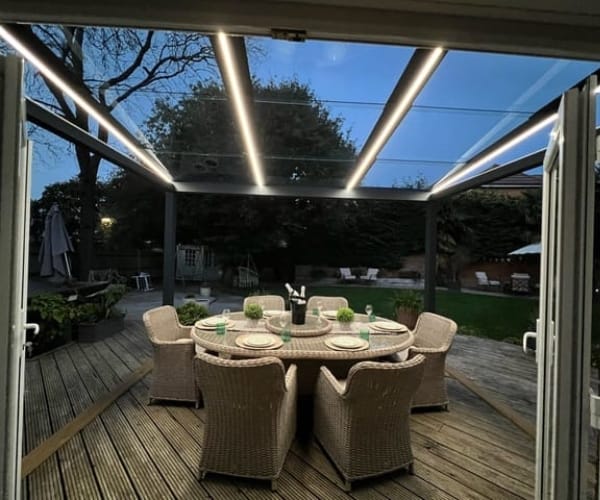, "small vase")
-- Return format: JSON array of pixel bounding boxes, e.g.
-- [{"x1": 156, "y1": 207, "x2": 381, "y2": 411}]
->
[{"x1": 246, "y1": 318, "x2": 260, "y2": 329}]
